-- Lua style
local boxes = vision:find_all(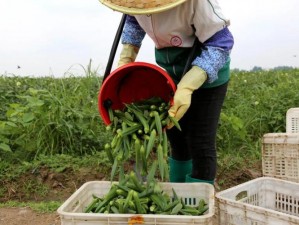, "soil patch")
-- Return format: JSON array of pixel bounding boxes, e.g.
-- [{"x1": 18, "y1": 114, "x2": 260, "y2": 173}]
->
[{"x1": 0, "y1": 207, "x2": 60, "y2": 225}]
